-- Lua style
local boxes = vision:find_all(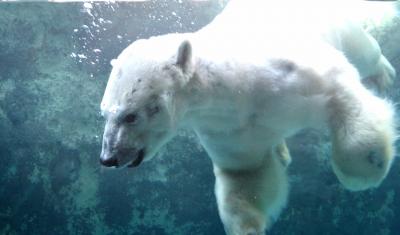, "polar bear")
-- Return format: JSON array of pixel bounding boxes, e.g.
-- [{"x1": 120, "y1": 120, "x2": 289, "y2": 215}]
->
[{"x1": 99, "y1": 1, "x2": 397, "y2": 234}]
